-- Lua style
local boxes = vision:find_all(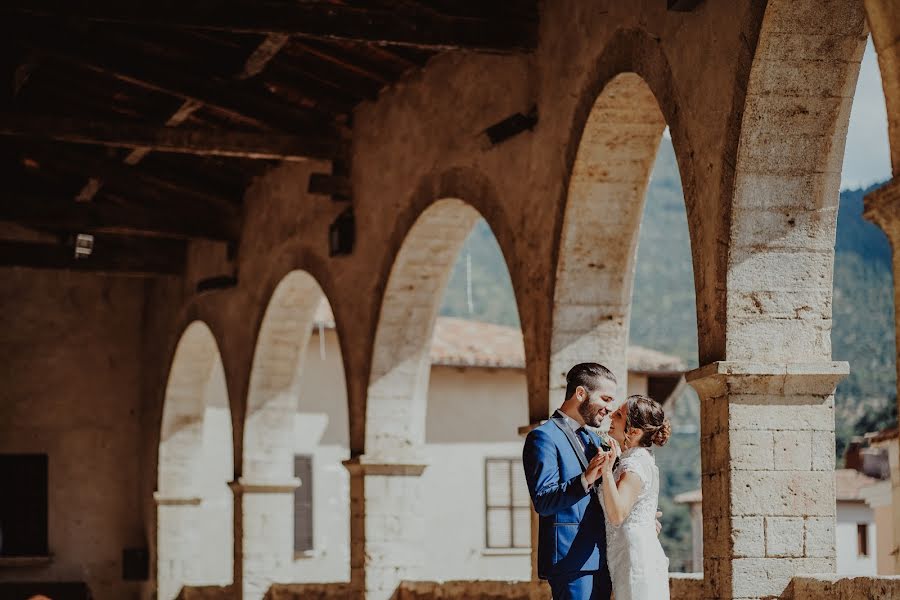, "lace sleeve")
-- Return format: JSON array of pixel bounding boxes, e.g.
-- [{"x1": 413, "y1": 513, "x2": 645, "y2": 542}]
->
[{"x1": 617, "y1": 454, "x2": 650, "y2": 490}]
